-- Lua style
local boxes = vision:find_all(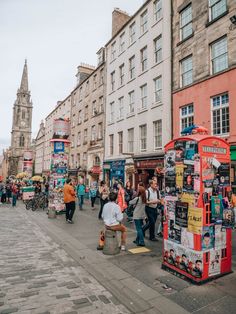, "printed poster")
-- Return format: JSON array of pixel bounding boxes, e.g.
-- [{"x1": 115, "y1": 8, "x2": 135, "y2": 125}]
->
[
  {"x1": 186, "y1": 249, "x2": 203, "y2": 278},
  {"x1": 181, "y1": 192, "x2": 195, "y2": 209},
  {"x1": 165, "y1": 150, "x2": 176, "y2": 172},
  {"x1": 194, "y1": 175, "x2": 200, "y2": 192},
  {"x1": 176, "y1": 163, "x2": 185, "y2": 189},
  {"x1": 211, "y1": 195, "x2": 223, "y2": 222},
  {"x1": 215, "y1": 225, "x2": 226, "y2": 249},
  {"x1": 183, "y1": 164, "x2": 194, "y2": 191},
  {"x1": 175, "y1": 201, "x2": 188, "y2": 228},
  {"x1": 168, "y1": 219, "x2": 181, "y2": 243},
  {"x1": 165, "y1": 196, "x2": 177, "y2": 220},
  {"x1": 218, "y1": 163, "x2": 230, "y2": 185},
  {"x1": 222, "y1": 208, "x2": 235, "y2": 228},
  {"x1": 209, "y1": 249, "x2": 221, "y2": 276},
  {"x1": 188, "y1": 208, "x2": 203, "y2": 234},
  {"x1": 201, "y1": 226, "x2": 215, "y2": 251},
  {"x1": 194, "y1": 156, "x2": 200, "y2": 174},
  {"x1": 184, "y1": 141, "x2": 197, "y2": 160},
  {"x1": 181, "y1": 228, "x2": 194, "y2": 249},
  {"x1": 202, "y1": 157, "x2": 215, "y2": 183}
]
